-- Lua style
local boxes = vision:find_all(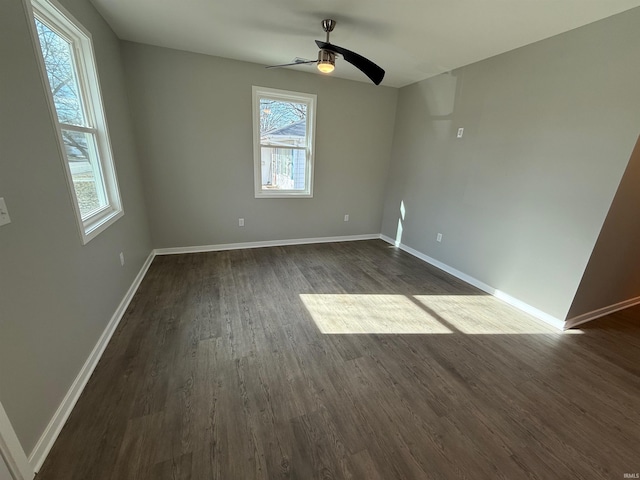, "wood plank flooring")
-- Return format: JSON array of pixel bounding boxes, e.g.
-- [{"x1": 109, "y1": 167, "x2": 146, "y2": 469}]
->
[{"x1": 37, "y1": 240, "x2": 640, "y2": 479}]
